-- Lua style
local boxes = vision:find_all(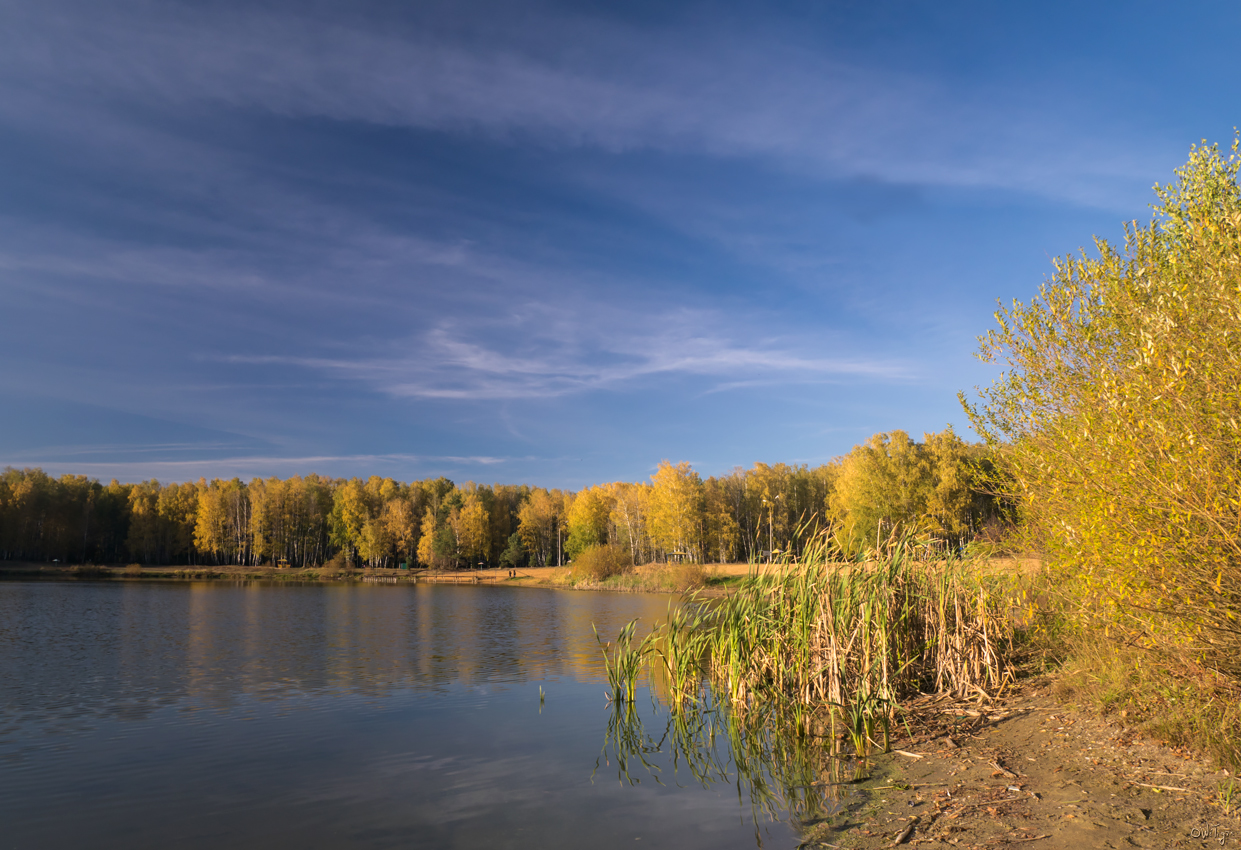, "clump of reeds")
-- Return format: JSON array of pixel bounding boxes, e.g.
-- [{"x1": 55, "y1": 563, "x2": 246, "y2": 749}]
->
[
  {"x1": 595, "y1": 619, "x2": 658, "y2": 709},
  {"x1": 603, "y1": 530, "x2": 1020, "y2": 758},
  {"x1": 649, "y1": 602, "x2": 713, "y2": 709},
  {"x1": 701, "y1": 532, "x2": 1016, "y2": 745}
]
